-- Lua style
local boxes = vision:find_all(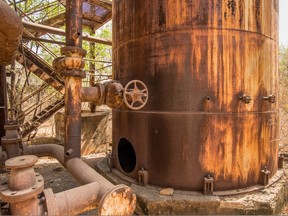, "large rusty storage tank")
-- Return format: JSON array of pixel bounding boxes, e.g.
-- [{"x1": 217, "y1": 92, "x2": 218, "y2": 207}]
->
[{"x1": 112, "y1": 0, "x2": 279, "y2": 191}]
